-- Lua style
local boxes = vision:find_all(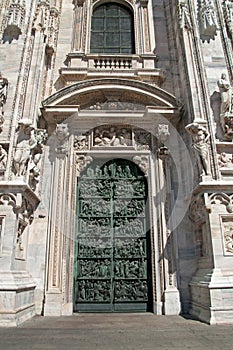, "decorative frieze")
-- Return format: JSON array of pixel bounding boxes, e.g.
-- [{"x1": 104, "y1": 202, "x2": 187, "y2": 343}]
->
[
  {"x1": 197, "y1": 0, "x2": 218, "y2": 43},
  {"x1": 0, "y1": 72, "x2": 8, "y2": 132},
  {"x1": 185, "y1": 123, "x2": 211, "y2": 177},
  {"x1": 93, "y1": 126, "x2": 132, "y2": 147}
]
